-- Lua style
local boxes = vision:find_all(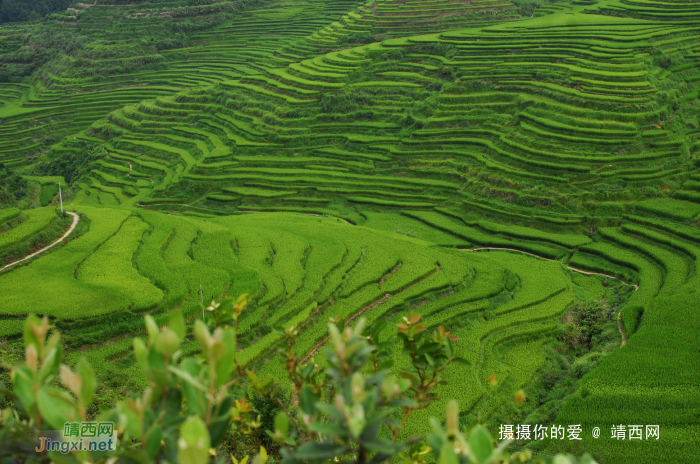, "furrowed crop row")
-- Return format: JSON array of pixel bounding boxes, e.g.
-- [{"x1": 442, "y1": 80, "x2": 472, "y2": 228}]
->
[{"x1": 0, "y1": 207, "x2": 58, "y2": 251}]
